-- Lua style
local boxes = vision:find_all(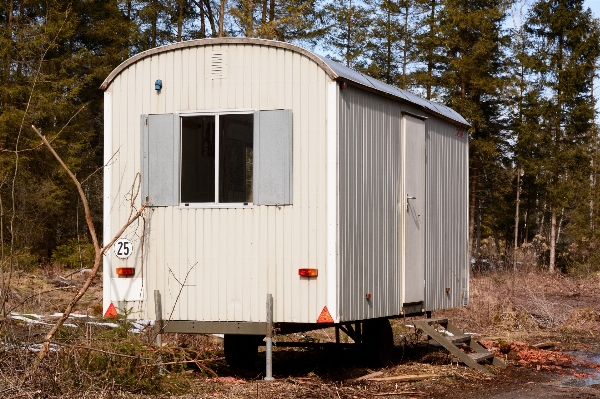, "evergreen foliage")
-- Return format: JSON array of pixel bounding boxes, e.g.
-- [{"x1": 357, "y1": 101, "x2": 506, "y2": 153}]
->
[{"x1": 0, "y1": 0, "x2": 599, "y2": 274}]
